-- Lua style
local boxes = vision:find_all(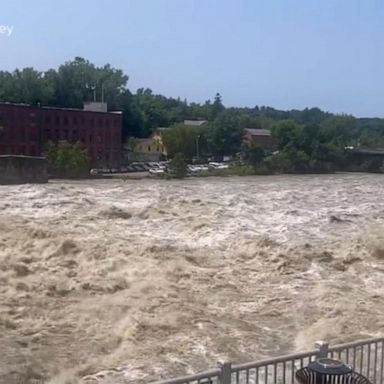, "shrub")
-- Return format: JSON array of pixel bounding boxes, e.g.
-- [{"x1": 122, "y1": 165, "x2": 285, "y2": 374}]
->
[
  {"x1": 44, "y1": 141, "x2": 90, "y2": 172},
  {"x1": 168, "y1": 153, "x2": 187, "y2": 178}
]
